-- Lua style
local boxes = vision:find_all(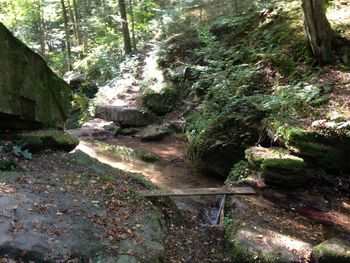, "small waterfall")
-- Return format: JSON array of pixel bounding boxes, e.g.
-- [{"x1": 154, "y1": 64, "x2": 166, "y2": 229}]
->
[{"x1": 201, "y1": 195, "x2": 226, "y2": 226}]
